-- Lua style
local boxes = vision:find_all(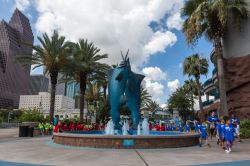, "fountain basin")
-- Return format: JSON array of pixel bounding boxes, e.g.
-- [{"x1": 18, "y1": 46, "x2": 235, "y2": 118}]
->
[{"x1": 53, "y1": 131, "x2": 199, "y2": 149}]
